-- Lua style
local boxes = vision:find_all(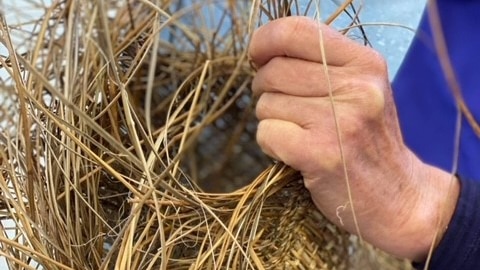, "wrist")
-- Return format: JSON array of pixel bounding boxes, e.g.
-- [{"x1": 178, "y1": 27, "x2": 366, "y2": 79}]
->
[{"x1": 395, "y1": 158, "x2": 460, "y2": 262}]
